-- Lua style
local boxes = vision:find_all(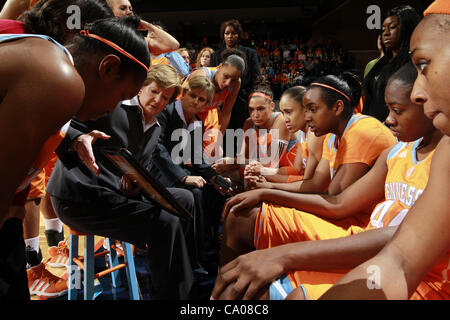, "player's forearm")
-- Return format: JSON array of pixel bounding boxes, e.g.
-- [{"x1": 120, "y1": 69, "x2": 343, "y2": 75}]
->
[
  {"x1": 266, "y1": 179, "x2": 303, "y2": 192},
  {"x1": 0, "y1": 0, "x2": 30, "y2": 19},
  {"x1": 263, "y1": 172, "x2": 290, "y2": 183},
  {"x1": 282, "y1": 226, "x2": 398, "y2": 273},
  {"x1": 267, "y1": 174, "x2": 326, "y2": 194},
  {"x1": 319, "y1": 243, "x2": 409, "y2": 299},
  {"x1": 219, "y1": 113, "x2": 231, "y2": 135},
  {"x1": 259, "y1": 188, "x2": 343, "y2": 218},
  {"x1": 140, "y1": 20, "x2": 179, "y2": 54}
]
